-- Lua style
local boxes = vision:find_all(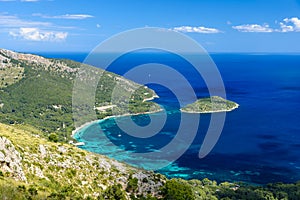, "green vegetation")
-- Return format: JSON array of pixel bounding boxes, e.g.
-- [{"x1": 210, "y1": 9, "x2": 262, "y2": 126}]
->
[
  {"x1": 2, "y1": 166, "x2": 300, "y2": 200},
  {"x1": 126, "y1": 175, "x2": 139, "y2": 193},
  {"x1": 0, "y1": 65, "x2": 24, "y2": 88},
  {"x1": 217, "y1": 181, "x2": 300, "y2": 199},
  {"x1": 181, "y1": 96, "x2": 239, "y2": 113},
  {"x1": 0, "y1": 52, "x2": 25, "y2": 88},
  {"x1": 162, "y1": 179, "x2": 195, "y2": 200},
  {"x1": 94, "y1": 71, "x2": 160, "y2": 116},
  {"x1": 103, "y1": 184, "x2": 127, "y2": 200},
  {"x1": 0, "y1": 180, "x2": 47, "y2": 199},
  {"x1": 0, "y1": 60, "x2": 75, "y2": 140},
  {"x1": 161, "y1": 179, "x2": 300, "y2": 200},
  {"x1": 48, "y1": 133, "x2": 59, "y2": 142}
]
